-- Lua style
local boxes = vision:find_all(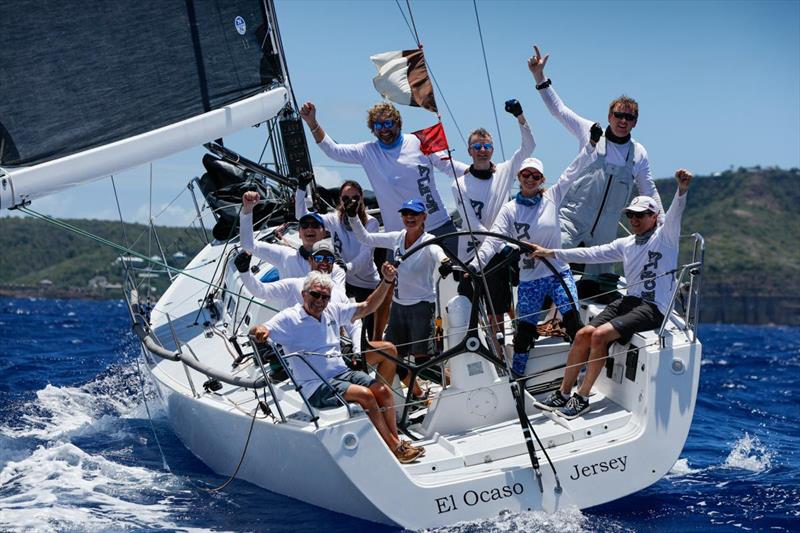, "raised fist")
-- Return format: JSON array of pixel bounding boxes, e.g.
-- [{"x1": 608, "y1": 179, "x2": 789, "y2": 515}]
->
[
  {"x1": 234, "y1": 251, "x2": 252, "y2": 273},
  {"x1": 589, "y1": 123, "x2": 603, "y2": 145},
  {"x1": 504, "y1": 99, "x2": 523, "y2": 117},
  {"x1": 297, "y1": 171, "x2": 314, "y2": 191}
]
